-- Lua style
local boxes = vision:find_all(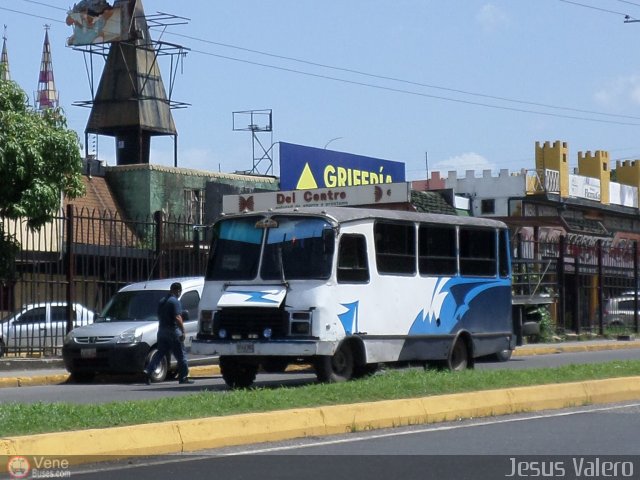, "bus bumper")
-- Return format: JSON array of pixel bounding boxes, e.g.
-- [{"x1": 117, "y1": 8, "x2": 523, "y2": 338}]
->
[{"x1": 191, "y1": 338, "x2": 338, "y2": 357}]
